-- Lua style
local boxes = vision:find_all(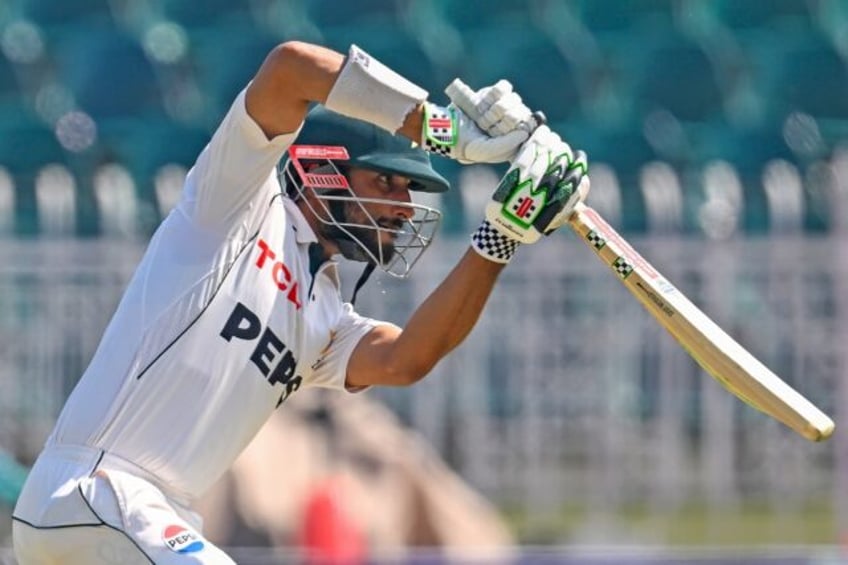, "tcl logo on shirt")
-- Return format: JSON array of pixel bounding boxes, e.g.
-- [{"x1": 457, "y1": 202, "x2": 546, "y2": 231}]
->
[{"x1": 254, "y1": 238, "x2": 302, "y2": 309}]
